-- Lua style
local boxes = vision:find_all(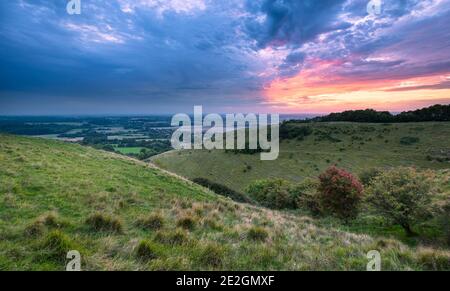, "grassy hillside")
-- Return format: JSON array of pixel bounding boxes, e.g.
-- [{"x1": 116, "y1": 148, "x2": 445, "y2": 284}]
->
[
  {"x1": 0, "y1": 134, "x2": 449, "y2": 270},
  {"x1": 152, "y1": 122, "x2": 450, "y2": 193}
]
